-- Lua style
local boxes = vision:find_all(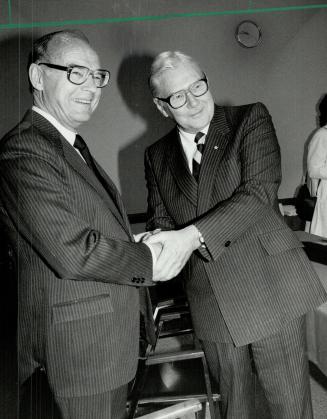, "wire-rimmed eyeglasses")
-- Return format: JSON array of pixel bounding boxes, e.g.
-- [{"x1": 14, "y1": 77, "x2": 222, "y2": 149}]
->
[
  {"x1": 38, "y1": 63, "x2": 110, "y2": 88},
  {"x1": 155, "y1": 76, "x2": 209, "y2": 109}
]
